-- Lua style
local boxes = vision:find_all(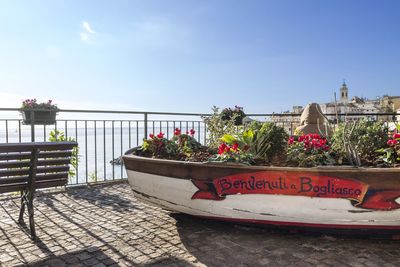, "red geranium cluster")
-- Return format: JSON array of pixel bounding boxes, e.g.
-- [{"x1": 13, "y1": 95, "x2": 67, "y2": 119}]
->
[
  {"x1": 173, "y1": 128, "x2": 195, "y2": 137},
  {"x1": 288, "y1": 133, "x2": 329, "y2": 151},
  {"x1": 387, "y1": 133, "x2": 400, "y2": 146},
  {"x1": 218, "y1": 142, "x2": 239, "y2": 154},
  {"x1": 149, "y1": 132, "x2": 165, "y2": 139}
]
